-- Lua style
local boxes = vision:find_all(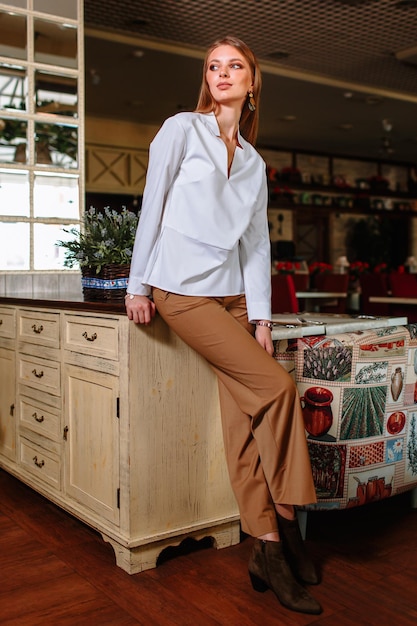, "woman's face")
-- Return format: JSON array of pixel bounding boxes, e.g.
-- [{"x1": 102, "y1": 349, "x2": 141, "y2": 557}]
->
[{"x1": 206, "y1": 44, "x2": 253, "y2": 109}]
